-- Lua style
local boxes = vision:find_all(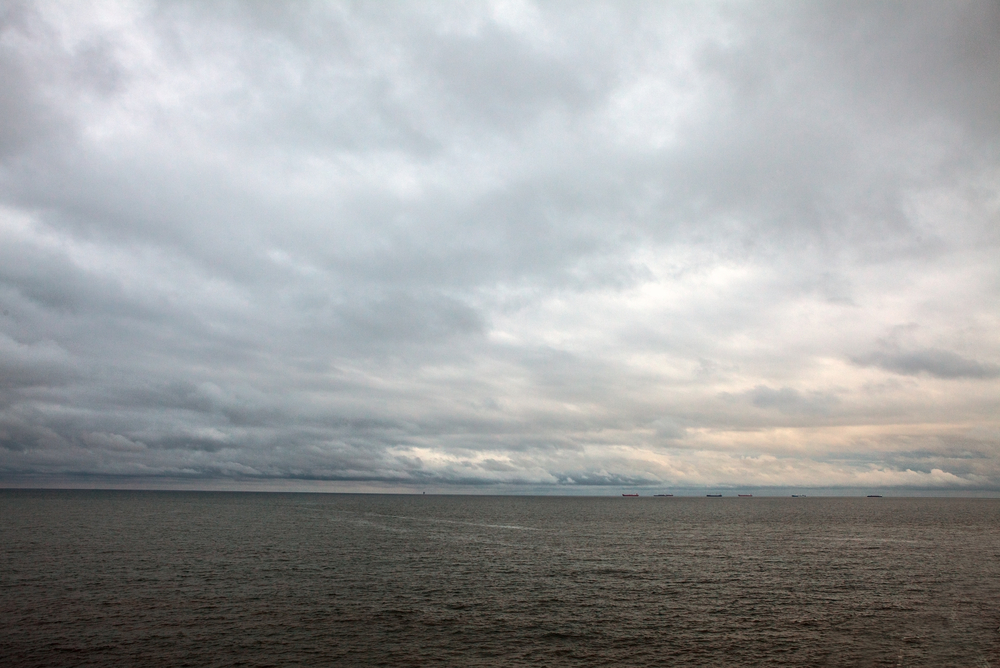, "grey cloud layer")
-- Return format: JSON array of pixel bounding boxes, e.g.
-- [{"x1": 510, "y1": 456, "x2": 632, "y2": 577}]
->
[
  {"x1": 0, "y1": 1, "x2": 998, "y2": 489},
  {"x1": 855, "y1": 348, "x2": 1000, "y2": 380}
]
